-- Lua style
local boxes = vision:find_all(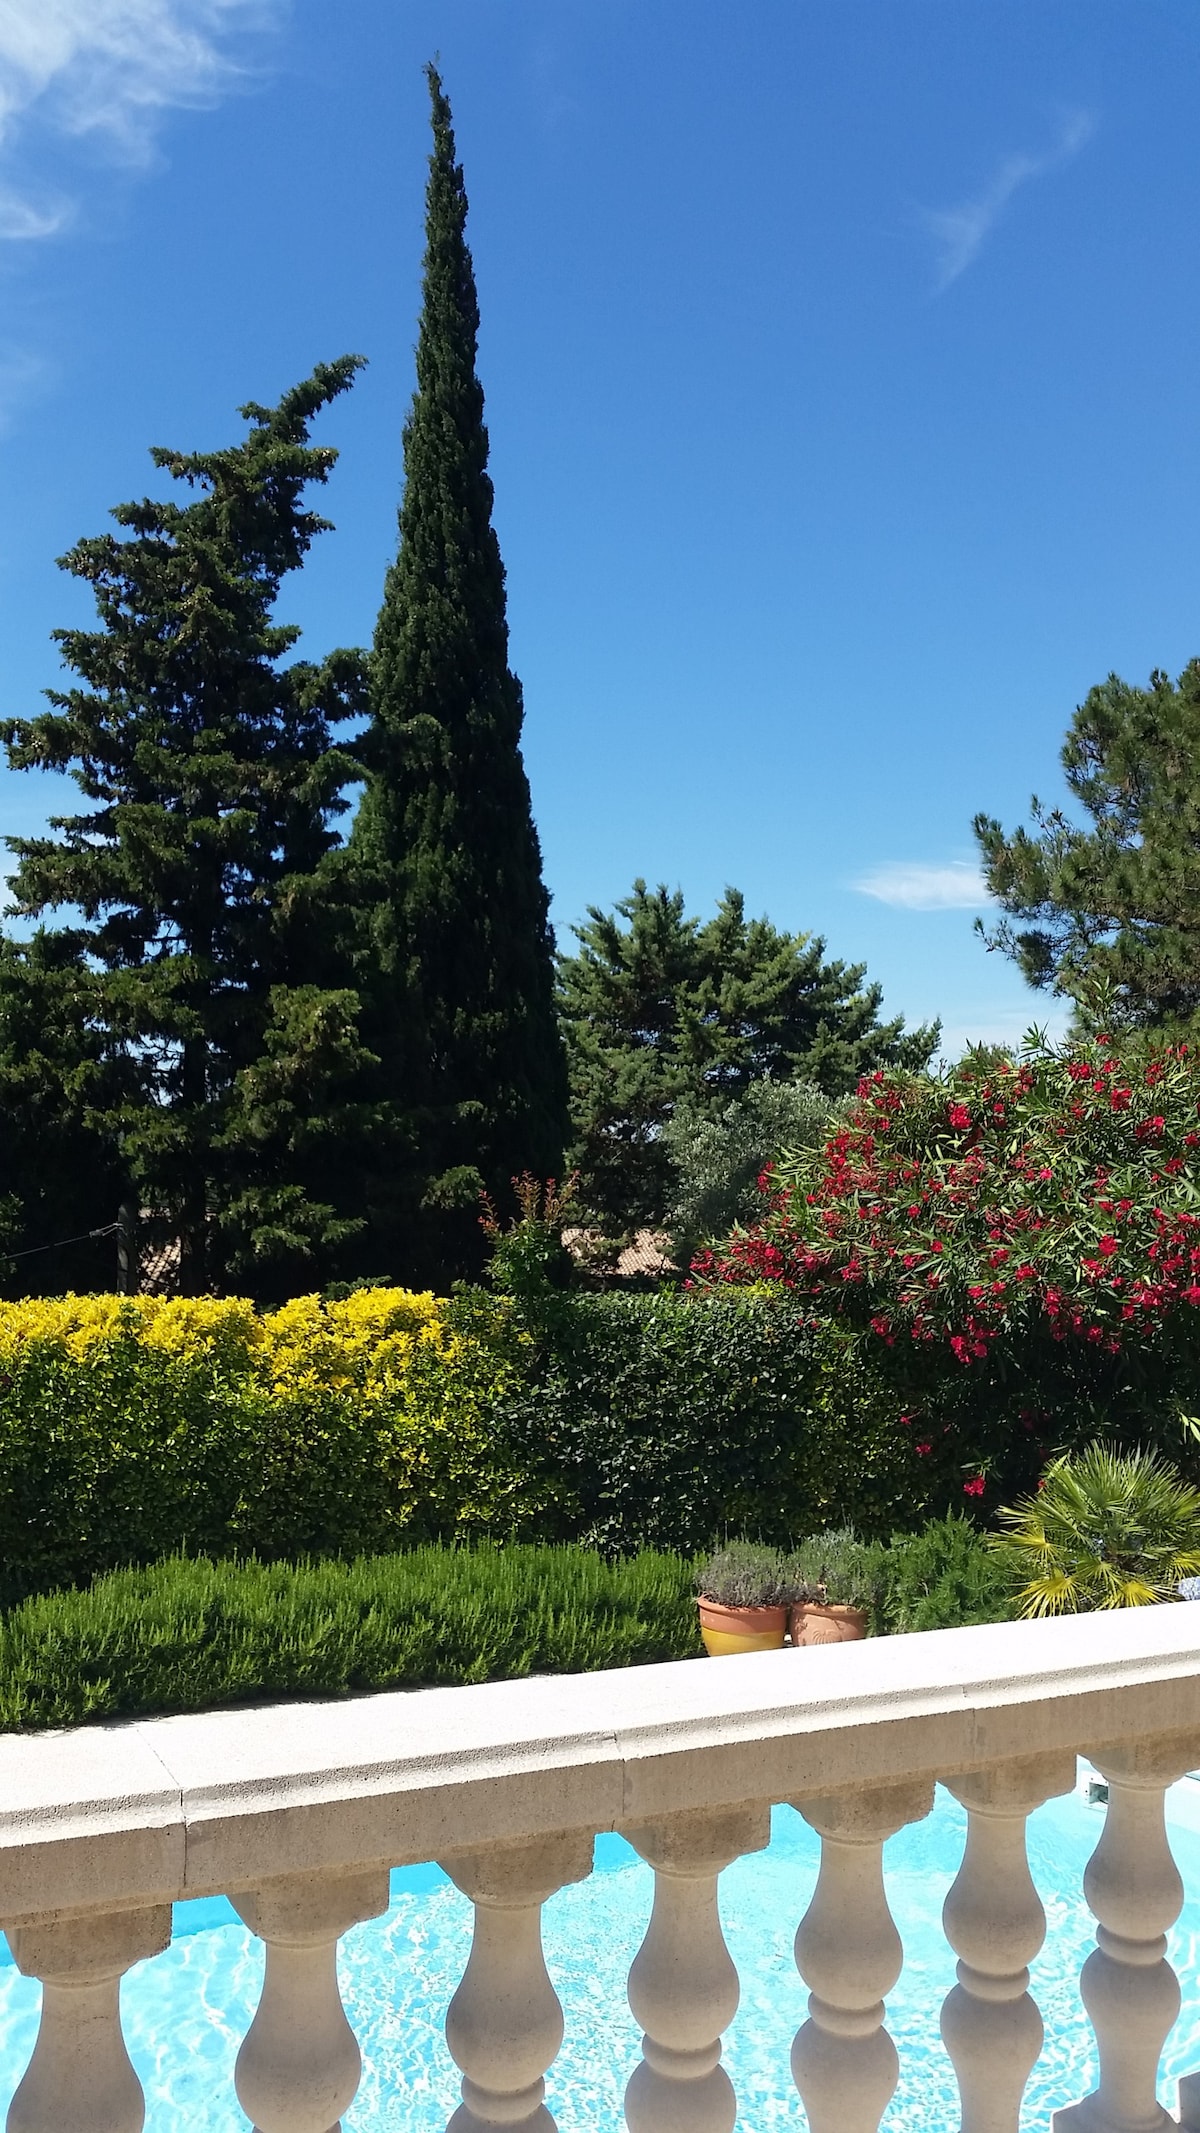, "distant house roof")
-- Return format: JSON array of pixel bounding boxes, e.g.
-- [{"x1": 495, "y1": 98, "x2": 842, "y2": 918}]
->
[{"x1": 562, "y1": 1227, "x2": 677, "y2": 1279}]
